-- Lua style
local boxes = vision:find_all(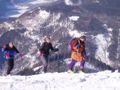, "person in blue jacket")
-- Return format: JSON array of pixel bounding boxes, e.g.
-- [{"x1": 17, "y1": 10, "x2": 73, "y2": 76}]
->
[{"x1": 2, "y1": 42, "x2": 19, "y2": 75}]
